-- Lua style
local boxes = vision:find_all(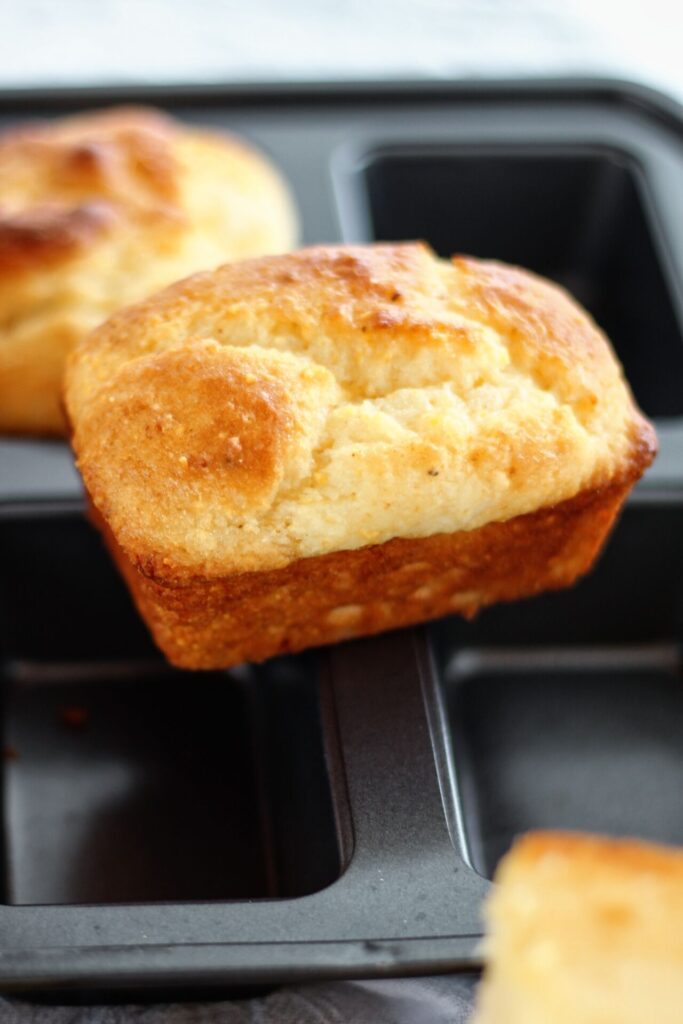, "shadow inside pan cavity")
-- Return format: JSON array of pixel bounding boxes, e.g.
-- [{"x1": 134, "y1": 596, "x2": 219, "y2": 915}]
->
[
  {"x1": 0, "y1": 510, "x2": 344, "y2": 905},
  {"x1": 429, "y1": 500, "x2": 683, "y2": 879},
  {"x1": 357, "y1": 146, "x2": 683, "y2": 420}
]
